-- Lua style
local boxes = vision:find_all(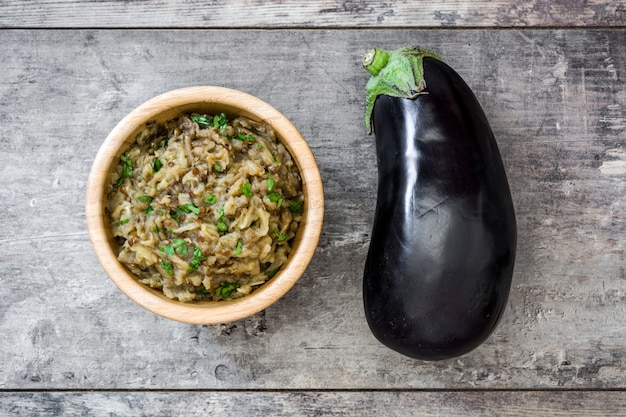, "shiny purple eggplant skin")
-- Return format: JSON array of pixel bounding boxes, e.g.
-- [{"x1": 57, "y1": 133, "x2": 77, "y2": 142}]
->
[{"x1": 363, "y1": 57, "x2": 517, "y2": 360}]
